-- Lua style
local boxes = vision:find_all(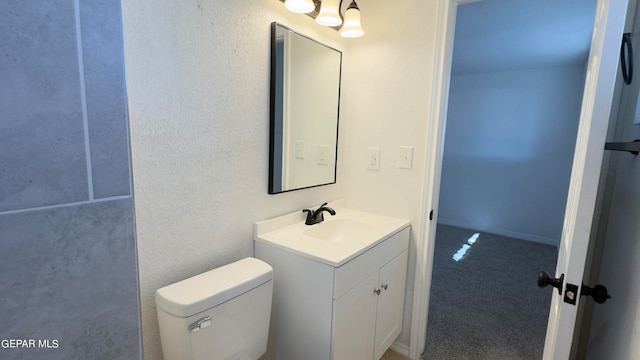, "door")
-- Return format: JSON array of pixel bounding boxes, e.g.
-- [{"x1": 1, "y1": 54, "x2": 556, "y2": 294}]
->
[
  {"x1": 411, "y1": 0, "x2": 628, "y2": 358},
  {"x1": 374, "y1": 250, "x2": 408, "y2": 360},
  {"x1": 542, "y1": 0, "x2": 627, "y2": 358},
  {"x1": 332, "y1": 271, "x2": 378, "y2": 360}
]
